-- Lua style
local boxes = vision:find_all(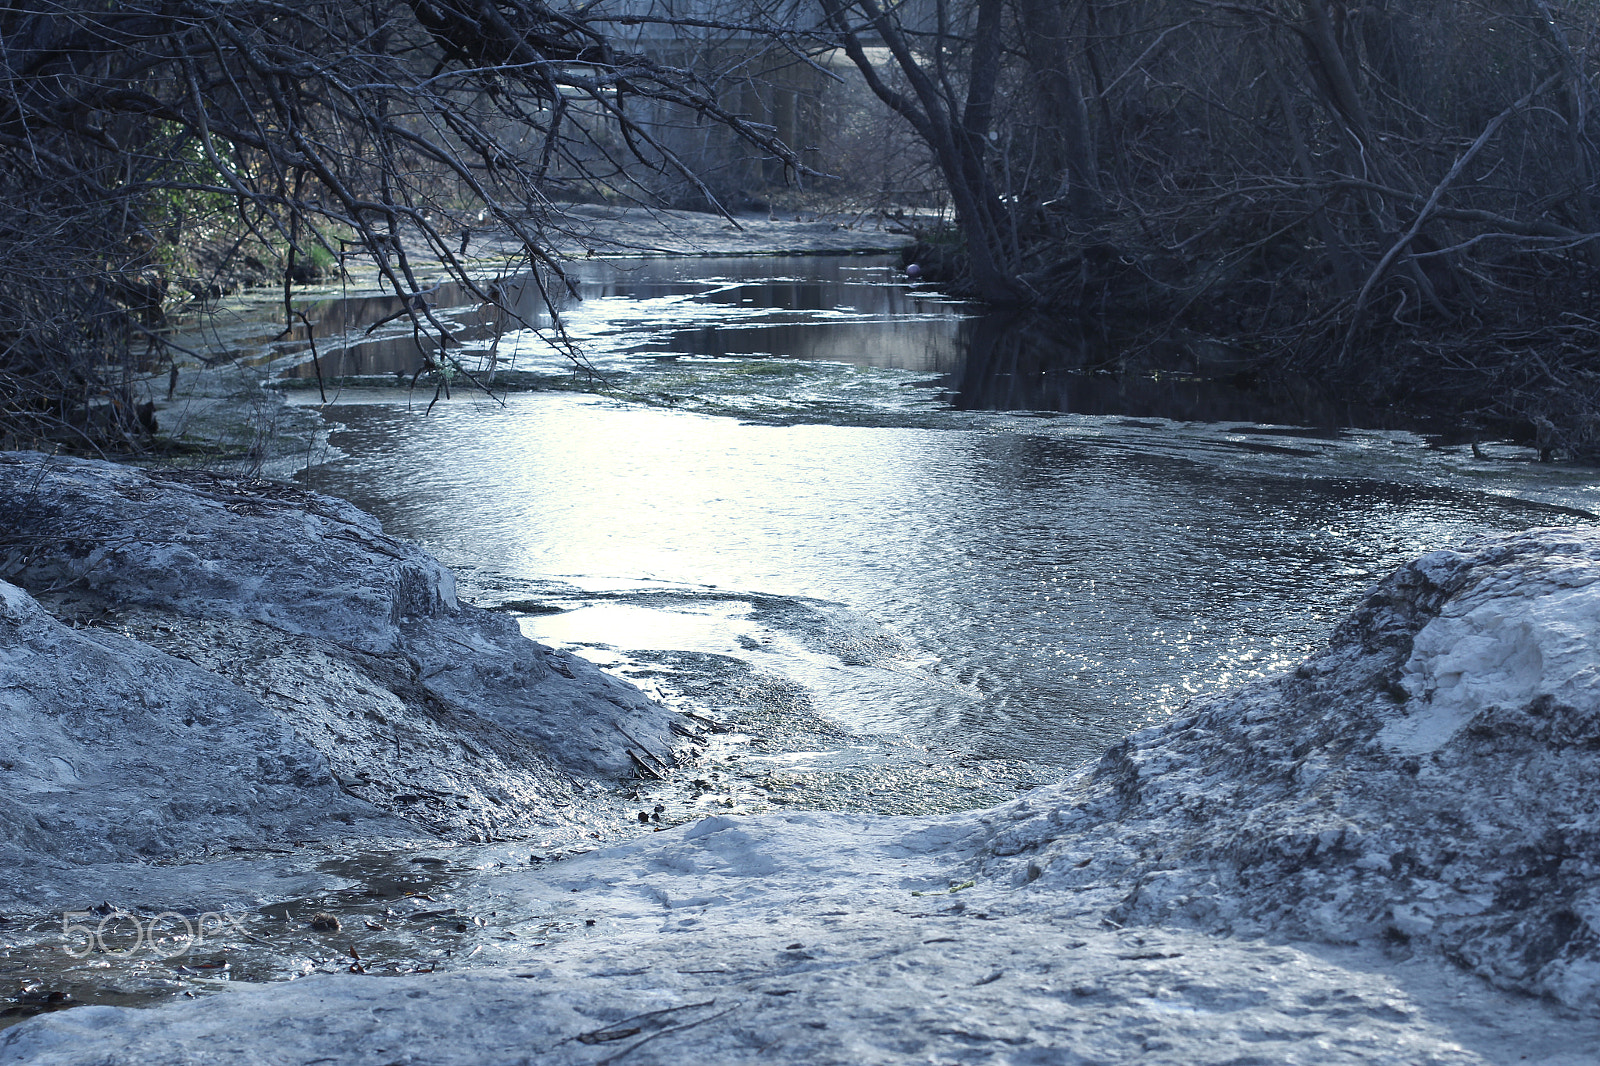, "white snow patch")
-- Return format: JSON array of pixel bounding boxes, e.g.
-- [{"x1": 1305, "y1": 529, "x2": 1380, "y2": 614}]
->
[{"x1": 1387, "y1": 575, "x2": 1600, "y2": 753}]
